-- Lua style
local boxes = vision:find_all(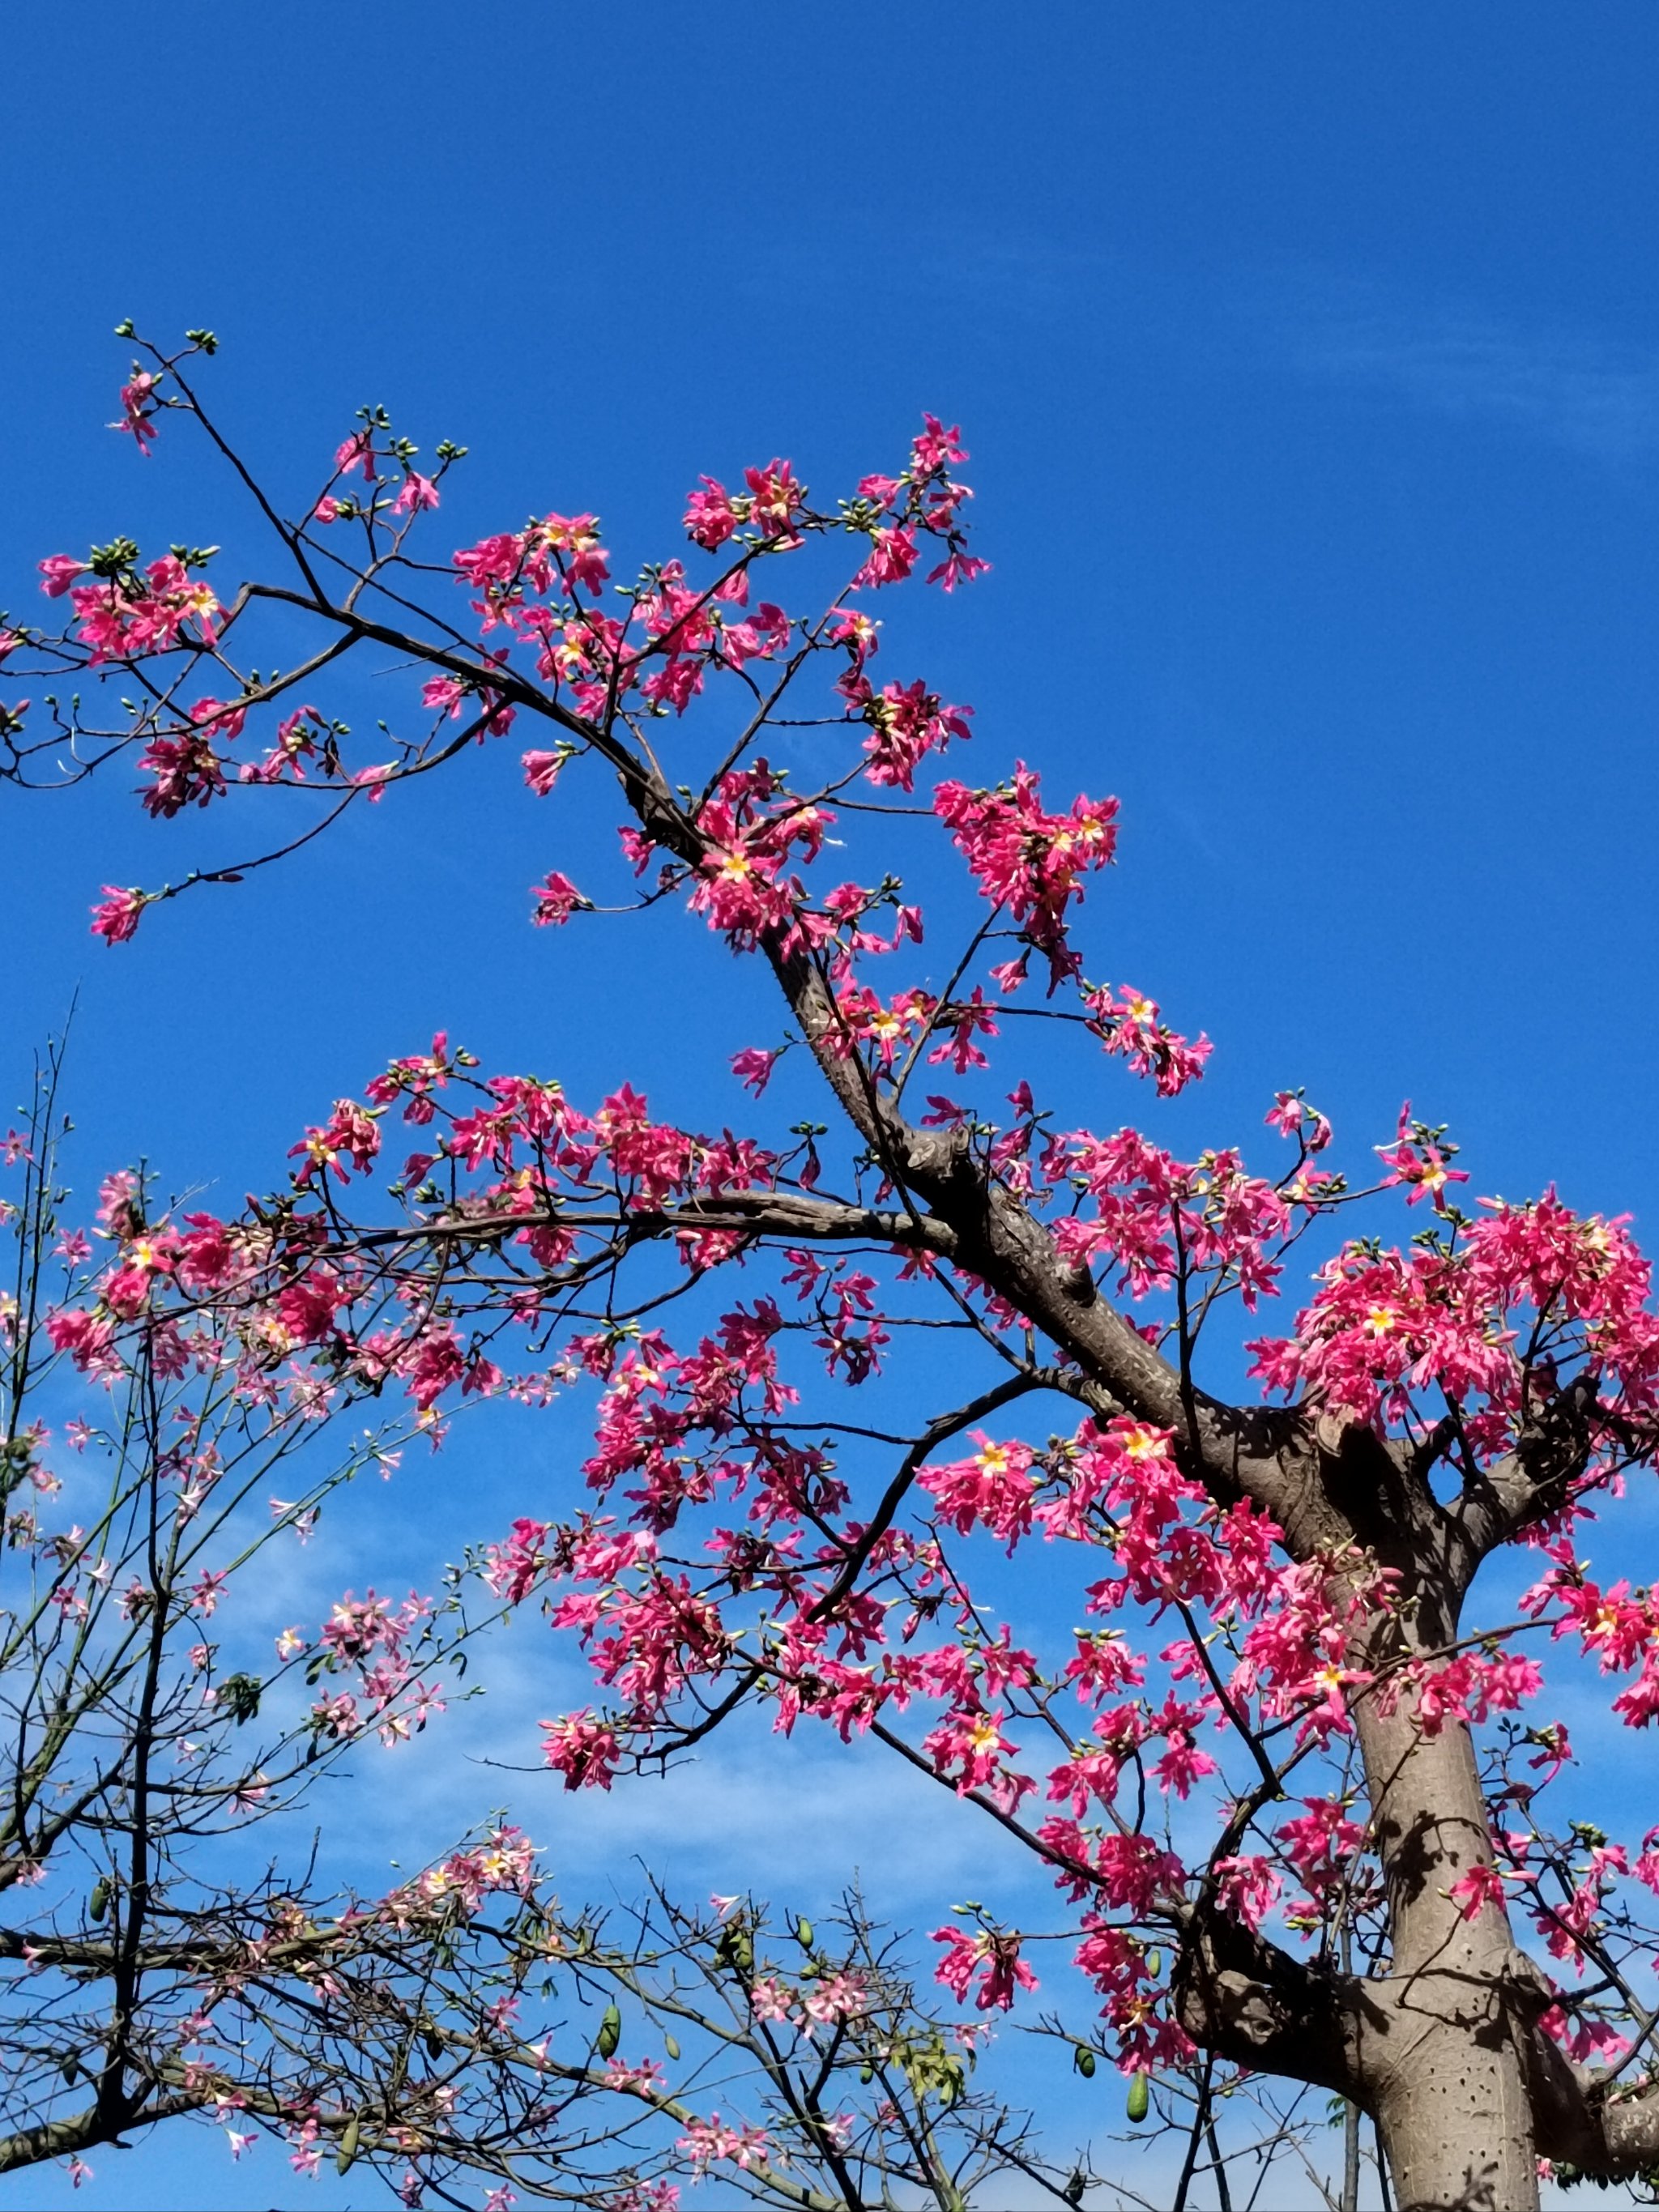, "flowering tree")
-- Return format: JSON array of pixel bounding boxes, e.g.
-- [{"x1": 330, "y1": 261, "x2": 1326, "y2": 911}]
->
[
  {"x1": 11, "y1": 325, "x2": 1659, "y2": 2207},
  {"x1": 0, "y1": 1046, "x2": 1061, "y2": 2208}
]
